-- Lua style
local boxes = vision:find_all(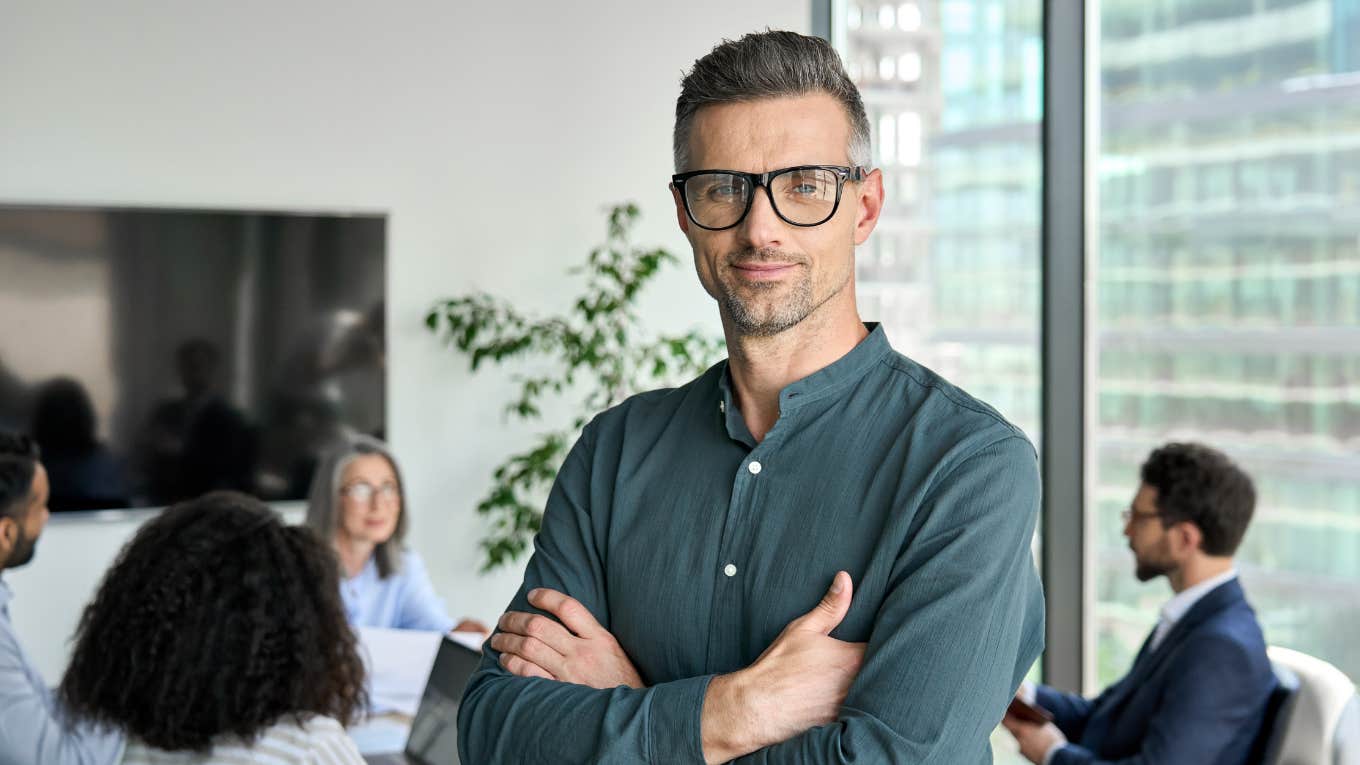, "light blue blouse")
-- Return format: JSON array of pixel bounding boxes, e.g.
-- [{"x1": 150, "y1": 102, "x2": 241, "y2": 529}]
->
[{"x1": 339, "y1": 549, "x2": 455, "y2": 633}]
